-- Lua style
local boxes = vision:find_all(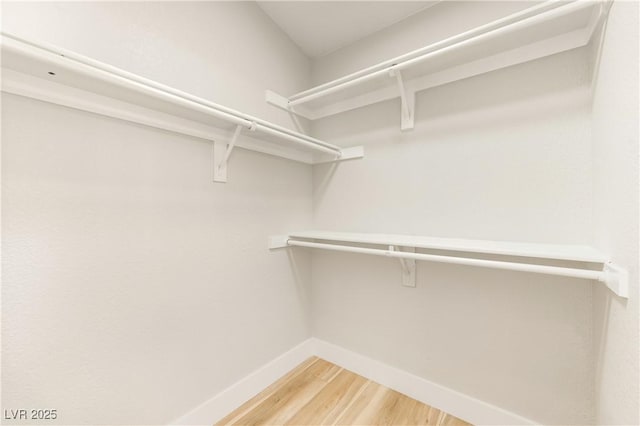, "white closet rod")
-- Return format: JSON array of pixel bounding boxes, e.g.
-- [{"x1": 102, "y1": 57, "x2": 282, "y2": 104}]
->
[
  {"x1": 1, "y1": 32, "x2": 341, "y2": 156},
  {"x1": 288, "y1": 0, "x2": 598, "y2": 107},
  {"x1": 287, "y1": 240, "x2": 605, "y2": 282}
]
